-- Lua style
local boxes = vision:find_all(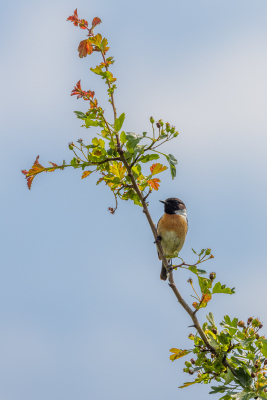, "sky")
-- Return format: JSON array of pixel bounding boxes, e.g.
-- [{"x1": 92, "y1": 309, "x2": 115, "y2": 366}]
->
[{"x1": 1, "y1": 0, "x2": 267, "y2": 399}]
